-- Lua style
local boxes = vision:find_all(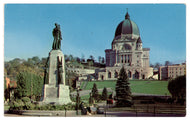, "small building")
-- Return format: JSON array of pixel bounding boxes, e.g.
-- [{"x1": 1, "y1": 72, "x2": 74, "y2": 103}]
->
[{"x1": 159, "y1": 63, "x2": 186, "y2": 80}]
